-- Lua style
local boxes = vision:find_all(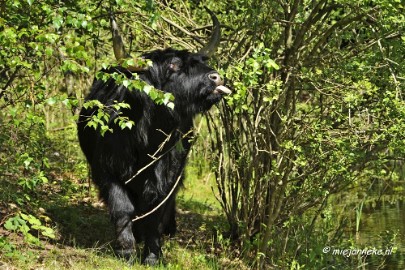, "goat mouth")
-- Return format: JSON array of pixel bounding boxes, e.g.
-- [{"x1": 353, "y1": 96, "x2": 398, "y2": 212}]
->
[{"x1": 213, "y1": 85, "x2": 232, "y2": 95}]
